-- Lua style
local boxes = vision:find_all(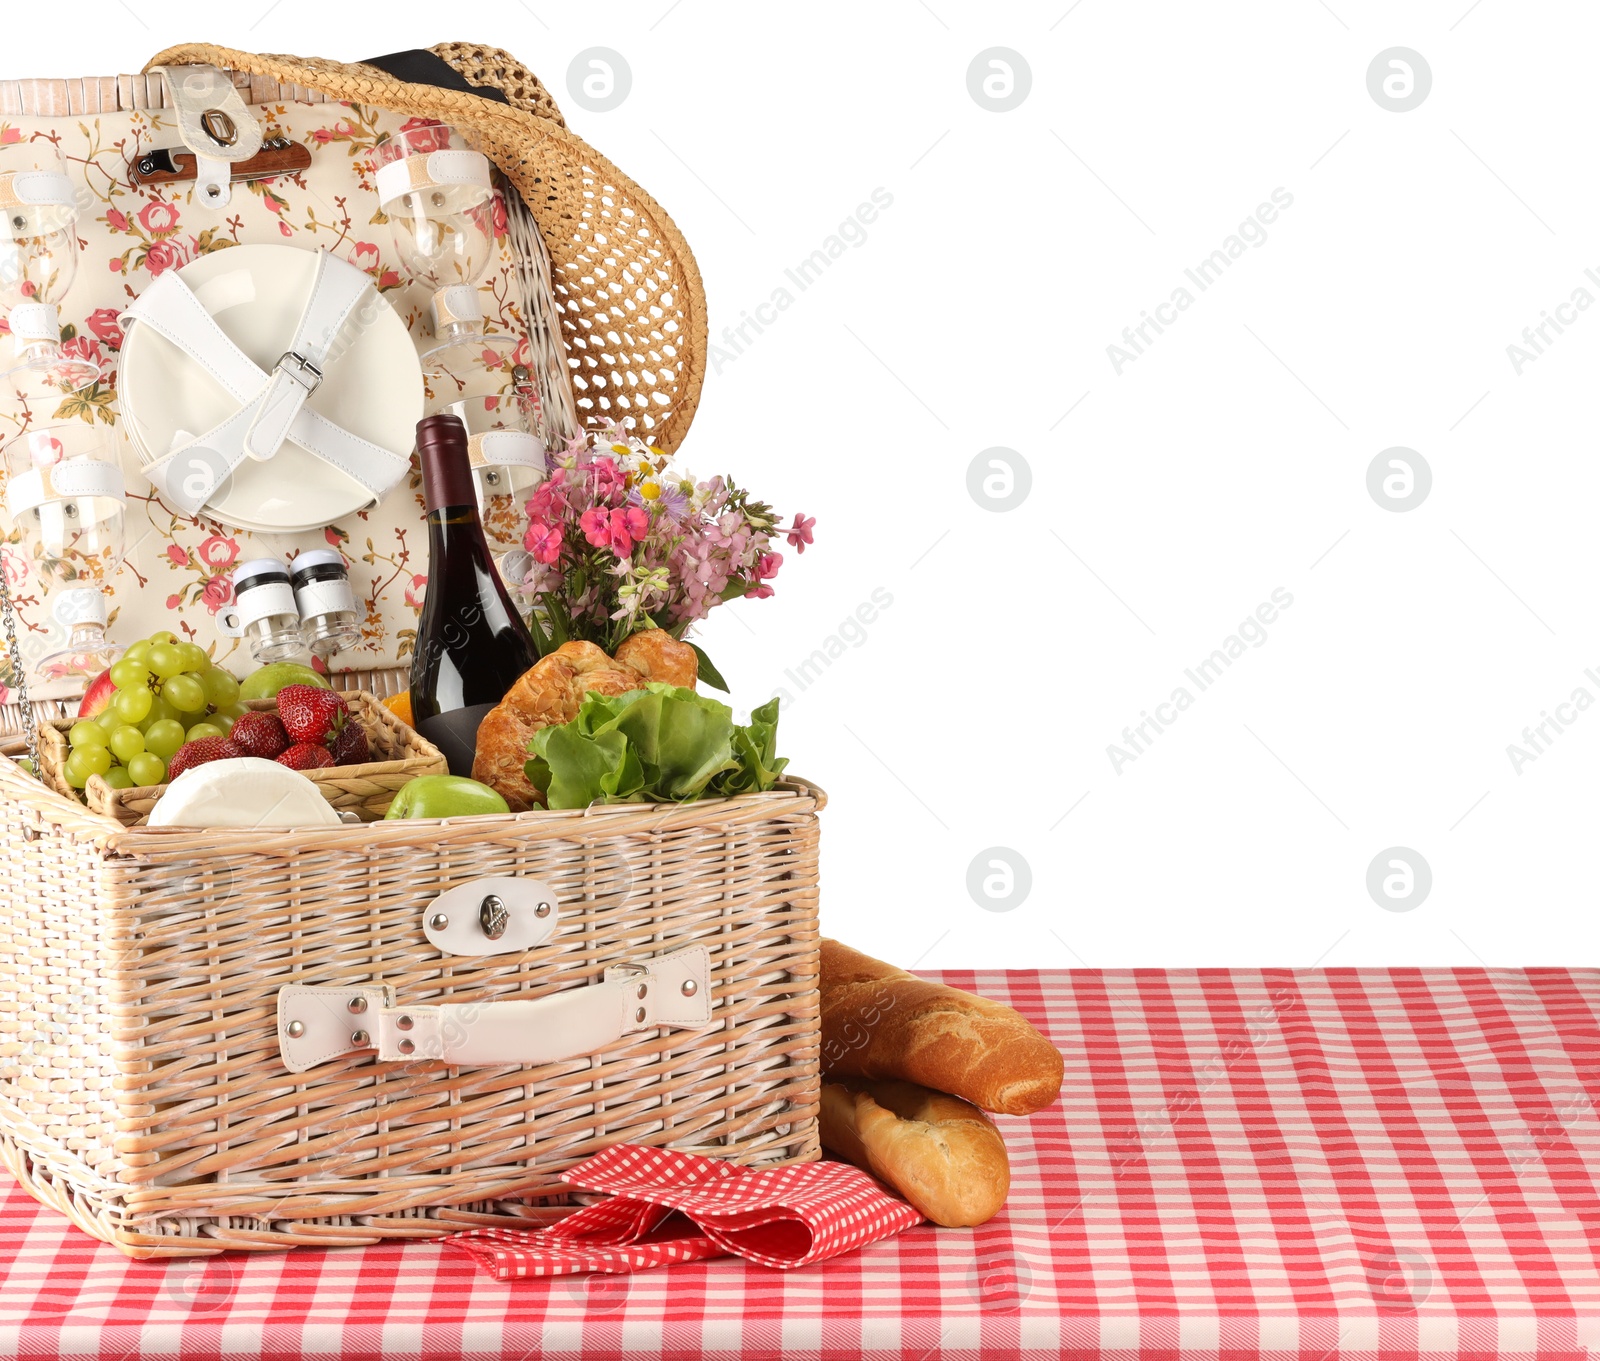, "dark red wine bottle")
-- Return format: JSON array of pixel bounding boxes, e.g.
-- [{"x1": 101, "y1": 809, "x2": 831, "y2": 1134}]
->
[{"x1": 410, "y1": 414, "x2": 537, "y2": 776}]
